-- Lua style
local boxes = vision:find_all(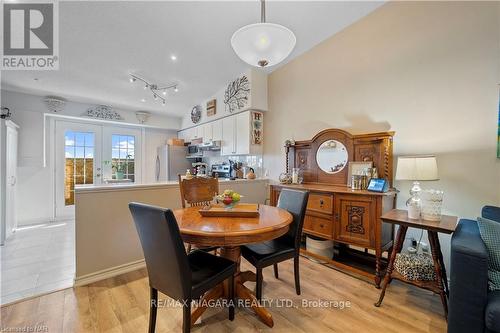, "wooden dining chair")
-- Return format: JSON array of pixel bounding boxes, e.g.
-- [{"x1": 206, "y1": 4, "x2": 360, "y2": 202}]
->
[
  {"x1": 129, "y1": 202, "x2": 236, "y2": 333},
  {"x1": 178, "y1": 175, "x2": 219, "y2": 253},
  {"x1": 241, "y1": 189, "x2": 309, "y2": 300}
]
